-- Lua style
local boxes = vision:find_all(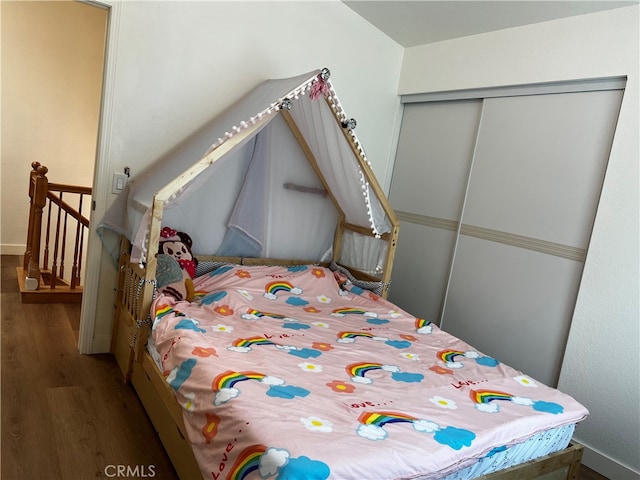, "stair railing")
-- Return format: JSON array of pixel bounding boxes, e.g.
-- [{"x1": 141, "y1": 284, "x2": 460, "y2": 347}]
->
[{"x1": 23, "y1": 162, "x2": 92, "y2": 292}]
